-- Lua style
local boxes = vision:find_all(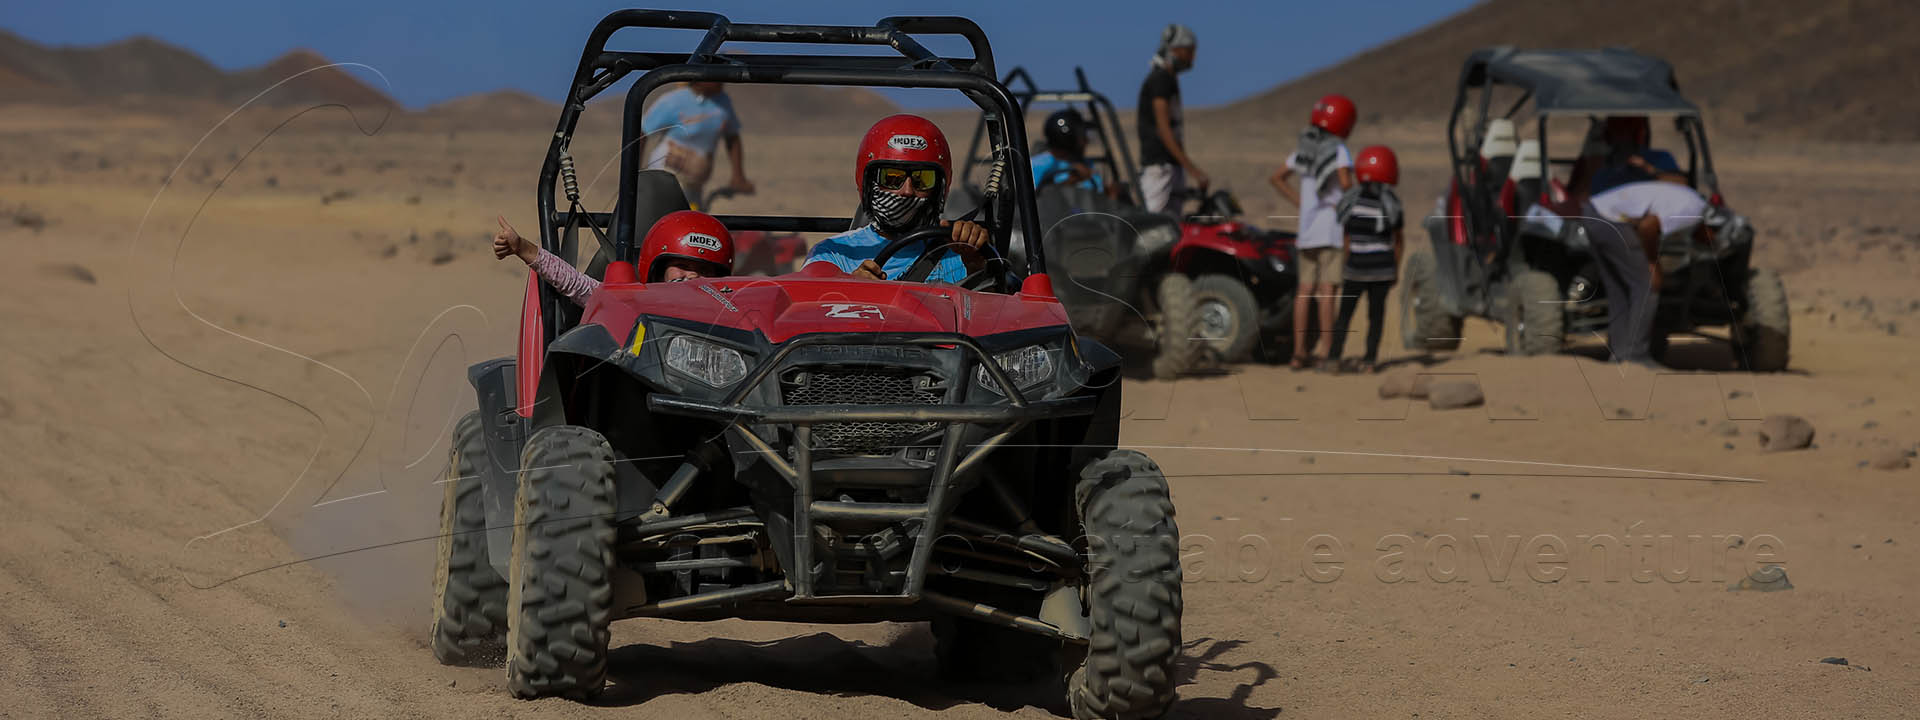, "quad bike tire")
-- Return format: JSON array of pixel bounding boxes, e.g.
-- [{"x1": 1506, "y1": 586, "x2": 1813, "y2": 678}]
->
[
  {"x1": 431, "y1": 411, "x2": 510, "y2": 666},
  {"x1": 1504, "y1": 270, "x2": 1564, "y2": 357},
  {"x1": 1067, "y1": 450, "x2": 1182, "y2": 720},
  {"x1": 1736, "y1": 267, "x2": 1790, "y2": 372},
  {"x1": 1150, "y1": 274, "x2": 1202, "y2": 379},
  {"x1": 1400, "y1": 246, "x2": 1463, "y2": 352},
  {"x1": 1189, "y1": 273, "x2": 1260, "y2": 363},
  {"x1": 505, "y1": 425, "x2": 618, "y2": 700}
]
